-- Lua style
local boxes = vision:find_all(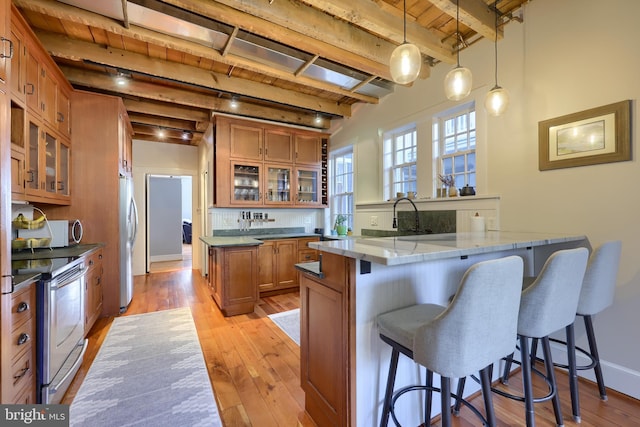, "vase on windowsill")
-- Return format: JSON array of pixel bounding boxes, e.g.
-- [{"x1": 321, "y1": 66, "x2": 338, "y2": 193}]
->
[{"x1": 448, "y1": 186, "x2": 458, "y2": 197}]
